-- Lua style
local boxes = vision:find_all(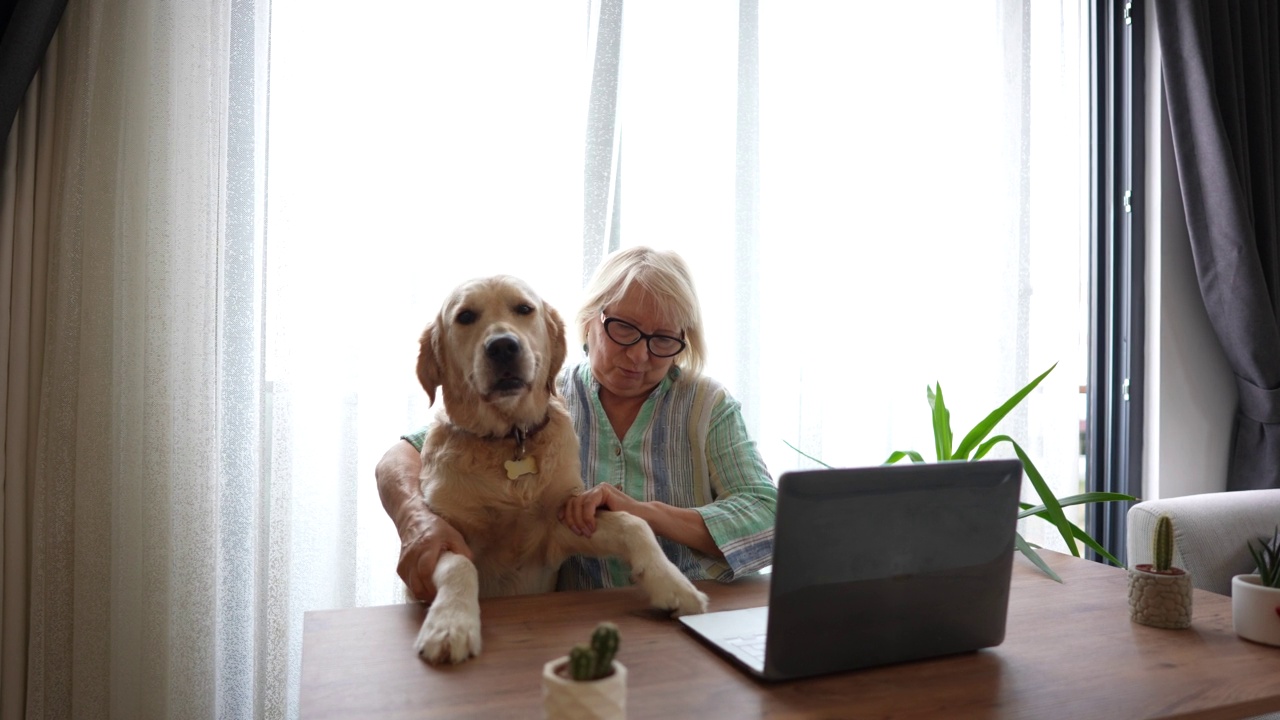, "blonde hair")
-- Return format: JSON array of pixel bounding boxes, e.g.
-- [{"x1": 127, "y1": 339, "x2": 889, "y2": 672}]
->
[{"x1": 576, "y1": 246, "x2": 706, "y2": 380}]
